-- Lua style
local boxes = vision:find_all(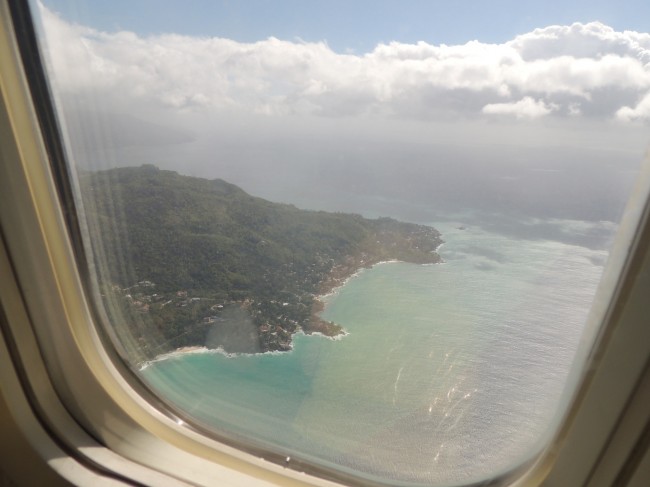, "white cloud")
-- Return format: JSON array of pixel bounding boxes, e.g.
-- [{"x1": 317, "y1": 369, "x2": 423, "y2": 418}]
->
[
  {"x1": 37, "y1": 3, "x2": 650, "y2": 123},
  {"x1": 507, "y1": 22, "x2": 650, "y2": 62},
  {"x1": 482, "y1": 97, "x2": 558, "y2": 118},
  {"x1": 568, "y1": 102, "x2": 582, "y2": 116},
  {"x1": 616, "y1": 92, "x2": 650, "y2": 121}
]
